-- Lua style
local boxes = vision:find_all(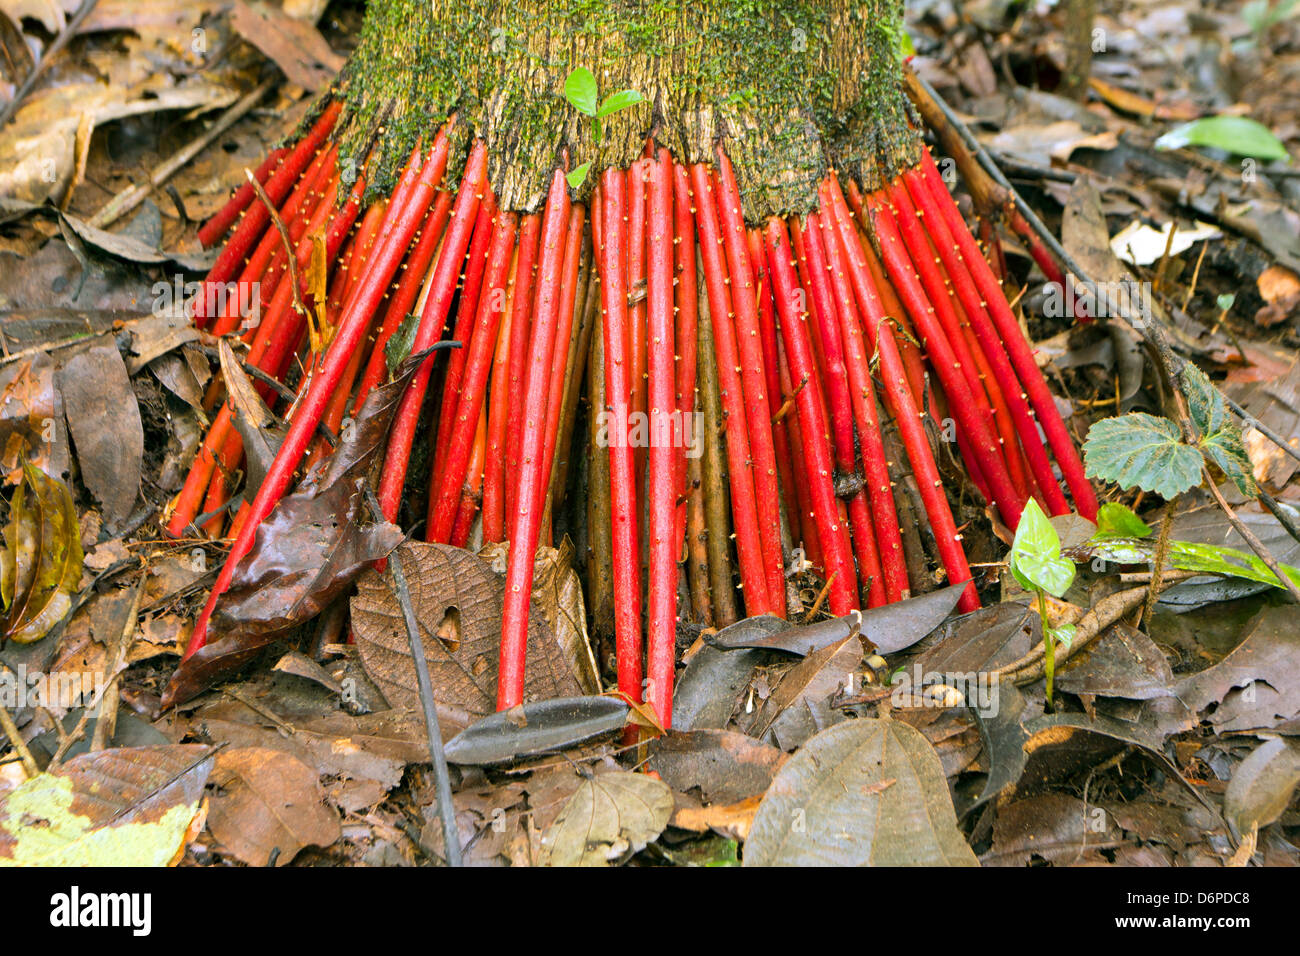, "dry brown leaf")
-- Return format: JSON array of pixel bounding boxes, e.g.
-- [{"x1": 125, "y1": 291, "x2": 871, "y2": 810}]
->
[
  {"x1": 352, "y1": 542, "x2": 581, "y2": 716},
  {"x1": 669, "y1": 794, "x2": 762, "y2": 842},
  {"x1": 207, "y1": 746, "x2": 341, "y2": 866}
]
